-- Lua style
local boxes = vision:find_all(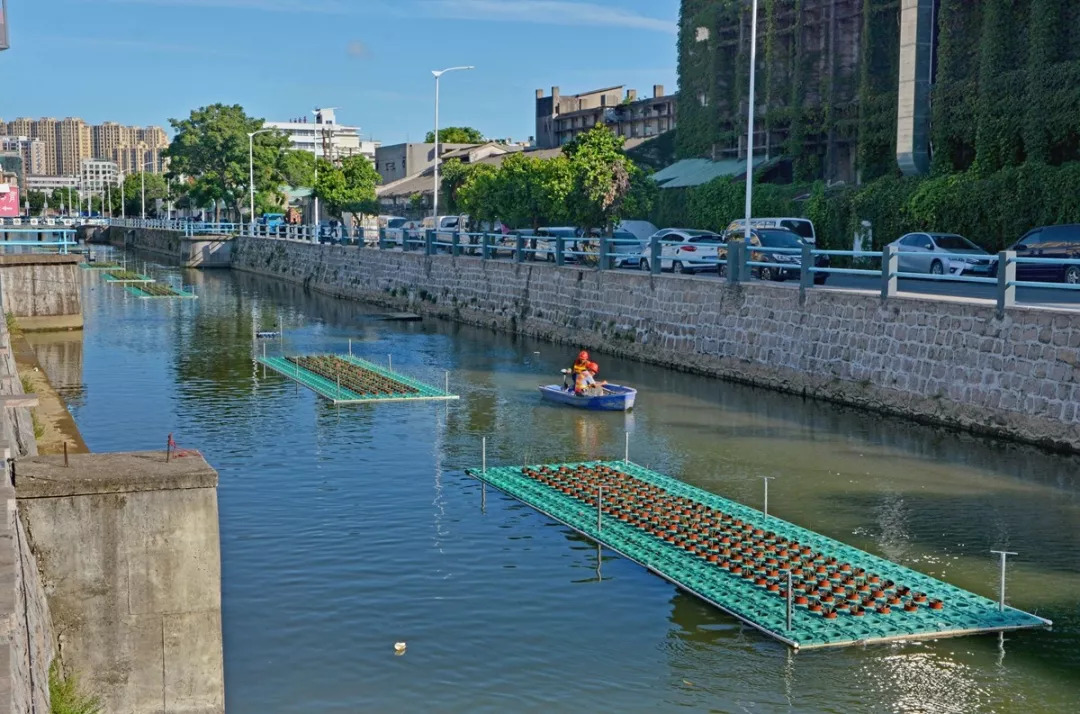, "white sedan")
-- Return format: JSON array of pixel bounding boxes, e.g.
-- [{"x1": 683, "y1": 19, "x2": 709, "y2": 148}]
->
[{"x1": 639, "y1": 229, "x2": 723, "y2": 274}]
